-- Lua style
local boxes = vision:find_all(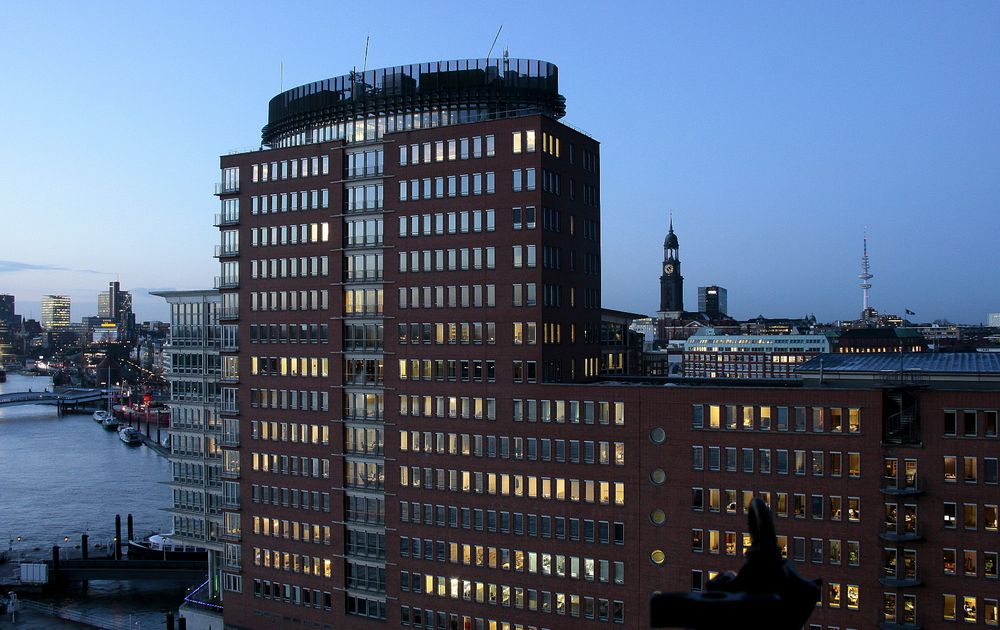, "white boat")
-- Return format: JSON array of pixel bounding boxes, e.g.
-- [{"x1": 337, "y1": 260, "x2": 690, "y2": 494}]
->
[
  {"x1": 101, "y1": 415, "x2": 121, "y2": 430},
  {"x1": 118, "y1": 426, "x2": 142, "y2": 446},
  {"x1": 93, "y1": 410, "x2": 110, "y2": 423},
  {"x1": 128, "y1": 533, "x2": 207, "y2": 560}
]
